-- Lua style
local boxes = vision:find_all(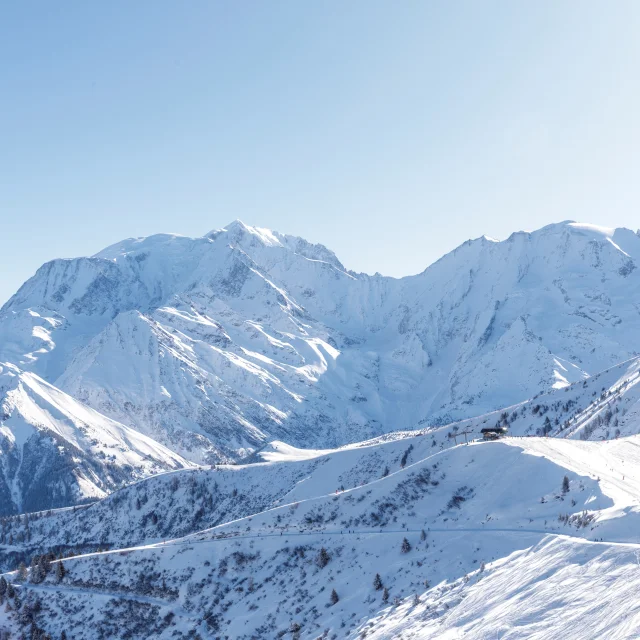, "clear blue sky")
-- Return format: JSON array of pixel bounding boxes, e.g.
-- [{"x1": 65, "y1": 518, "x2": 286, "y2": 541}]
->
[{"x1": 2, "y1": 1, "x2": 640, "y2": 304}]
